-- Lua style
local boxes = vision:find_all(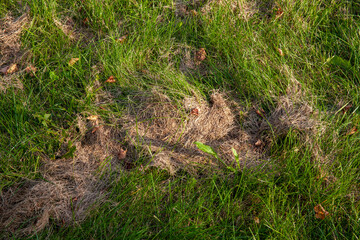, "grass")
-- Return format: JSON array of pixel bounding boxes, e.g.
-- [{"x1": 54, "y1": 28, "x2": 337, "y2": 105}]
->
[{"x1": 1, "y1": 0, "x2": 360, "y2": 239}]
